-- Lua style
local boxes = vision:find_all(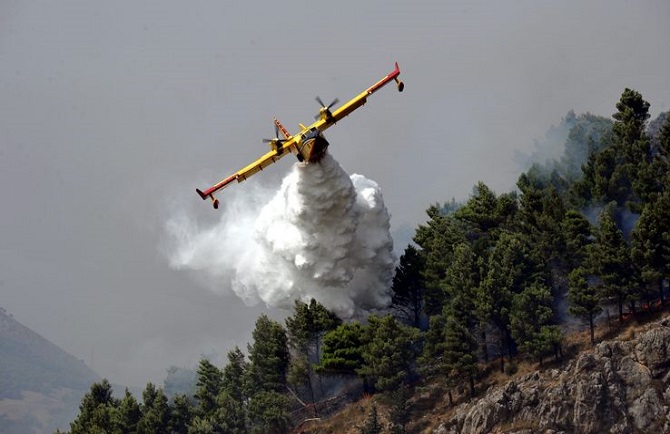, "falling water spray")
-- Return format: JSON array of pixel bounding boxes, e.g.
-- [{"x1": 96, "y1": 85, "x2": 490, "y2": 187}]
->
[{"x1": 166, "y1": 153, "x2": 395, "y2": 319}]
